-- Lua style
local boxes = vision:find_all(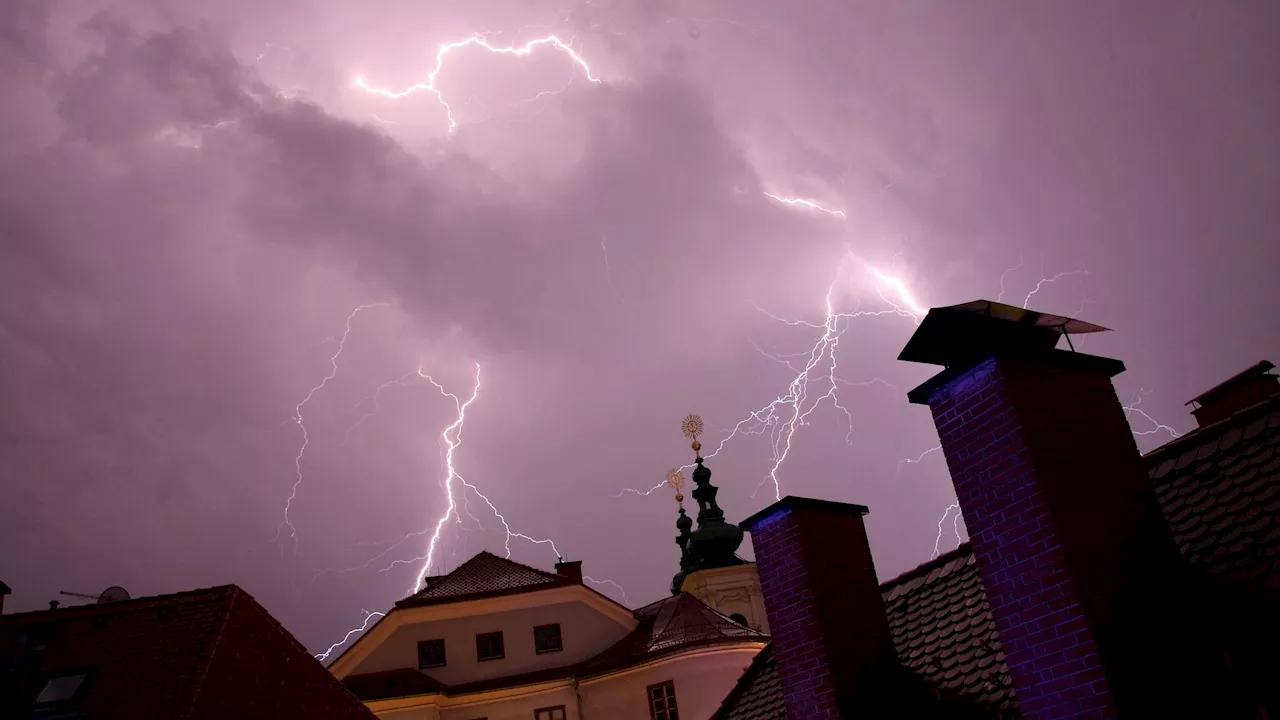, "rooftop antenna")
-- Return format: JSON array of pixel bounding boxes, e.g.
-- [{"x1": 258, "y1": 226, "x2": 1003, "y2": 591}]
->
[{"x1": 59, "y1": 586, "x2": 132, "y2": 604}]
